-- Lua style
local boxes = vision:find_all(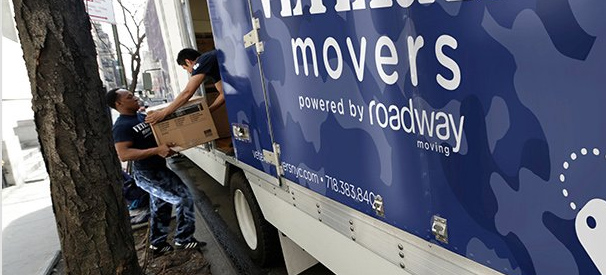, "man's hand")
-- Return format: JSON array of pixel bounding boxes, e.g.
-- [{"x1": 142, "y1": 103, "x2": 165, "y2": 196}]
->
[
  {"x1": 145, "y1": 110, "x2": 166, "y2": 125},
  {"x1": 155, "y1": 144, "x2": 176, "y2": 158}
]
